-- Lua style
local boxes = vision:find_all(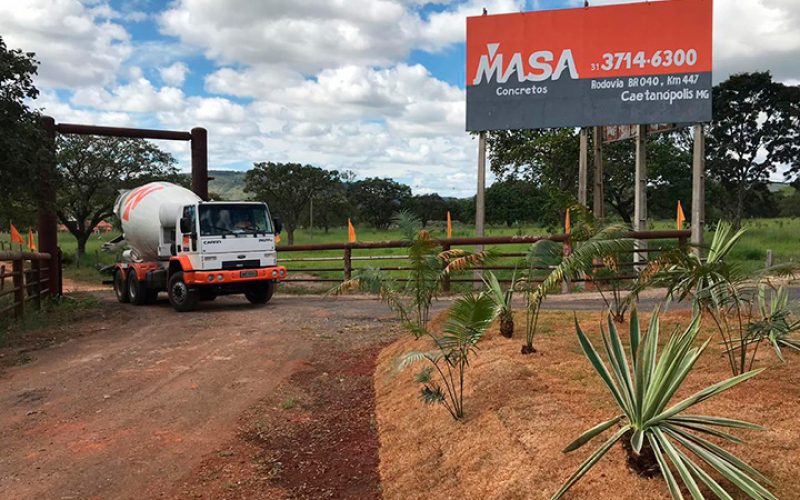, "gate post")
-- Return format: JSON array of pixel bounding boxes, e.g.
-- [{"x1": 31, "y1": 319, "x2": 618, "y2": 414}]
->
[
  {"x1": 343, "y1": 245, "x2": 352, "y2": 281},
  {"x1": 191, "y1": 127, "x2": 208, "y2": 201},
  {"x1": 12, "y1": 258, "x2": 24, "y2": 318},
  {"x1": 39, "y1": 116, "x2": 60, "y2": 297}
]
